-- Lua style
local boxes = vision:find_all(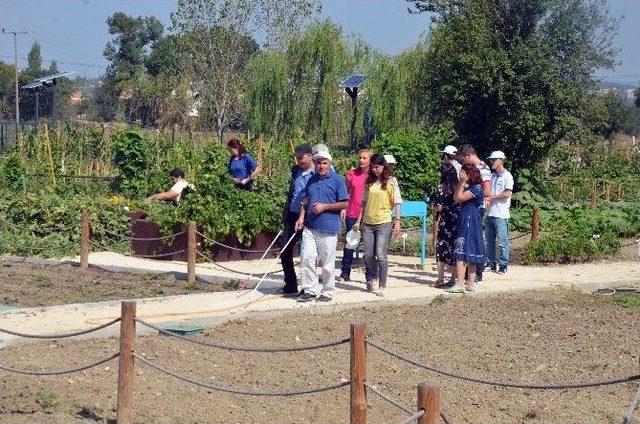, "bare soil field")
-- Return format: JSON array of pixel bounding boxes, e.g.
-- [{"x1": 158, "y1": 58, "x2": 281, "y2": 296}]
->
[
  {"x1": 0, "y1": 260, "x2": 231, "y2": 308},
  {"x1": 1, "y1": 291, "x2": 639, "y2": 424}
]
